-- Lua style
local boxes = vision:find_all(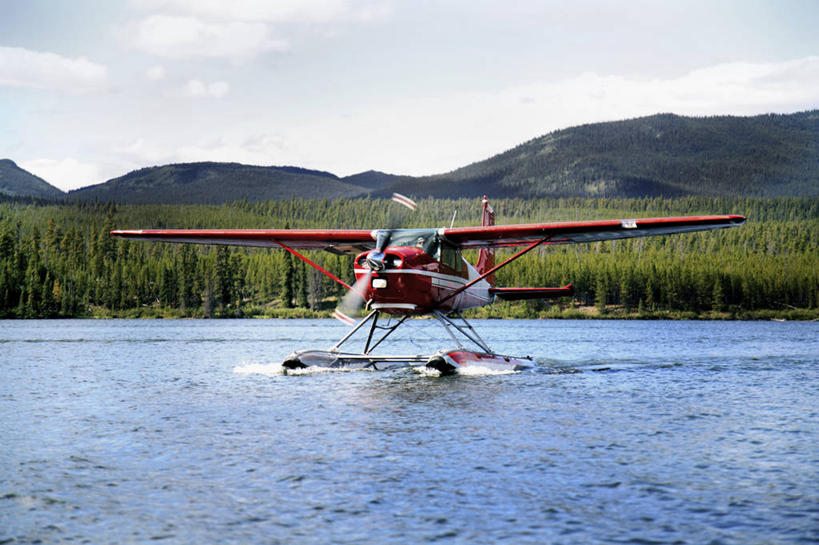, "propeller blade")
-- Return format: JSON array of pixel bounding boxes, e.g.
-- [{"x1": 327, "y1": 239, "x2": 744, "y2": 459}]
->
[
  {"x1": 391, "y1": 193, "x2": 417, "y2": 211},
  {"x1": 333, "y1": 194, "x2": 418, "y2": 326},
  {"x1": 374, "y1": 230, "x2": 391, "y2": 253},
  {"x1": 333, "y1": 270, "x2": 371, "y2": 325},
  {"x1": 332, "y1": 309, "x2": 357, "y2": 326}
]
